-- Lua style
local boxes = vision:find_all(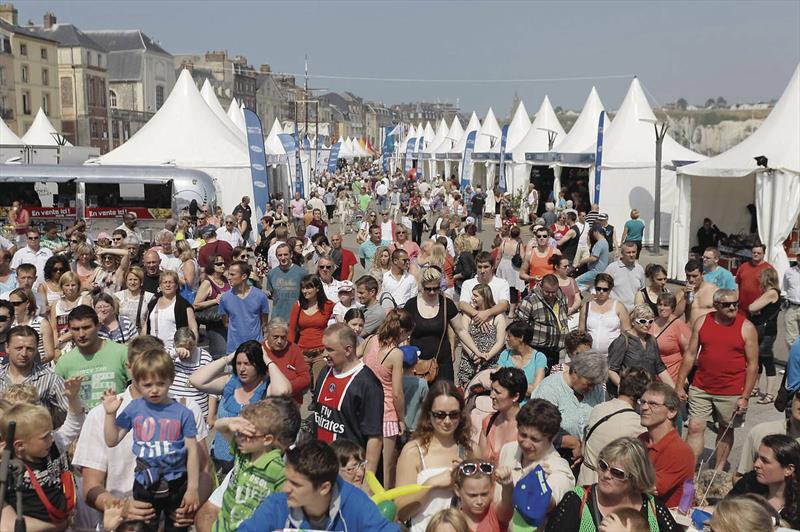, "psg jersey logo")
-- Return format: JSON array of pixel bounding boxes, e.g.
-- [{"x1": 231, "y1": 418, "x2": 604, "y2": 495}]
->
[{"x1": 327, "y1": 382, "x2": 336, "y2": 393}]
